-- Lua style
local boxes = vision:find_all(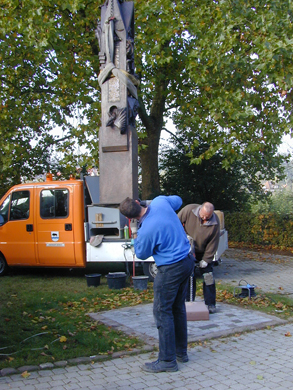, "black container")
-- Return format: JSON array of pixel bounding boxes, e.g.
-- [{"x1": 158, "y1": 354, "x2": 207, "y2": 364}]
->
[
  {"x1": 132, "y1": 276, "x2": 149, "y2": 290},
  {"x1": 85, "y1": 273, "x2": 102, "y2": 287},
  {"x1": 106, "y1": 272, "x2": 126, "y2": 289}
]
